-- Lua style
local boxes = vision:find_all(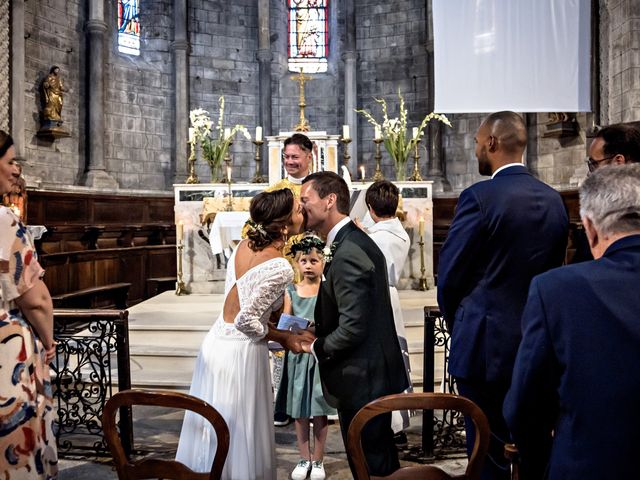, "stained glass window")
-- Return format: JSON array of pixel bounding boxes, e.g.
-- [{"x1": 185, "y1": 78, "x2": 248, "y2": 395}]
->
[
  {"x1": 288, "y1": 0, "x2": 328, "y2": 73},
  {"x1": 118, "y1": 0, "x2": 140, "y2": 56}
]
